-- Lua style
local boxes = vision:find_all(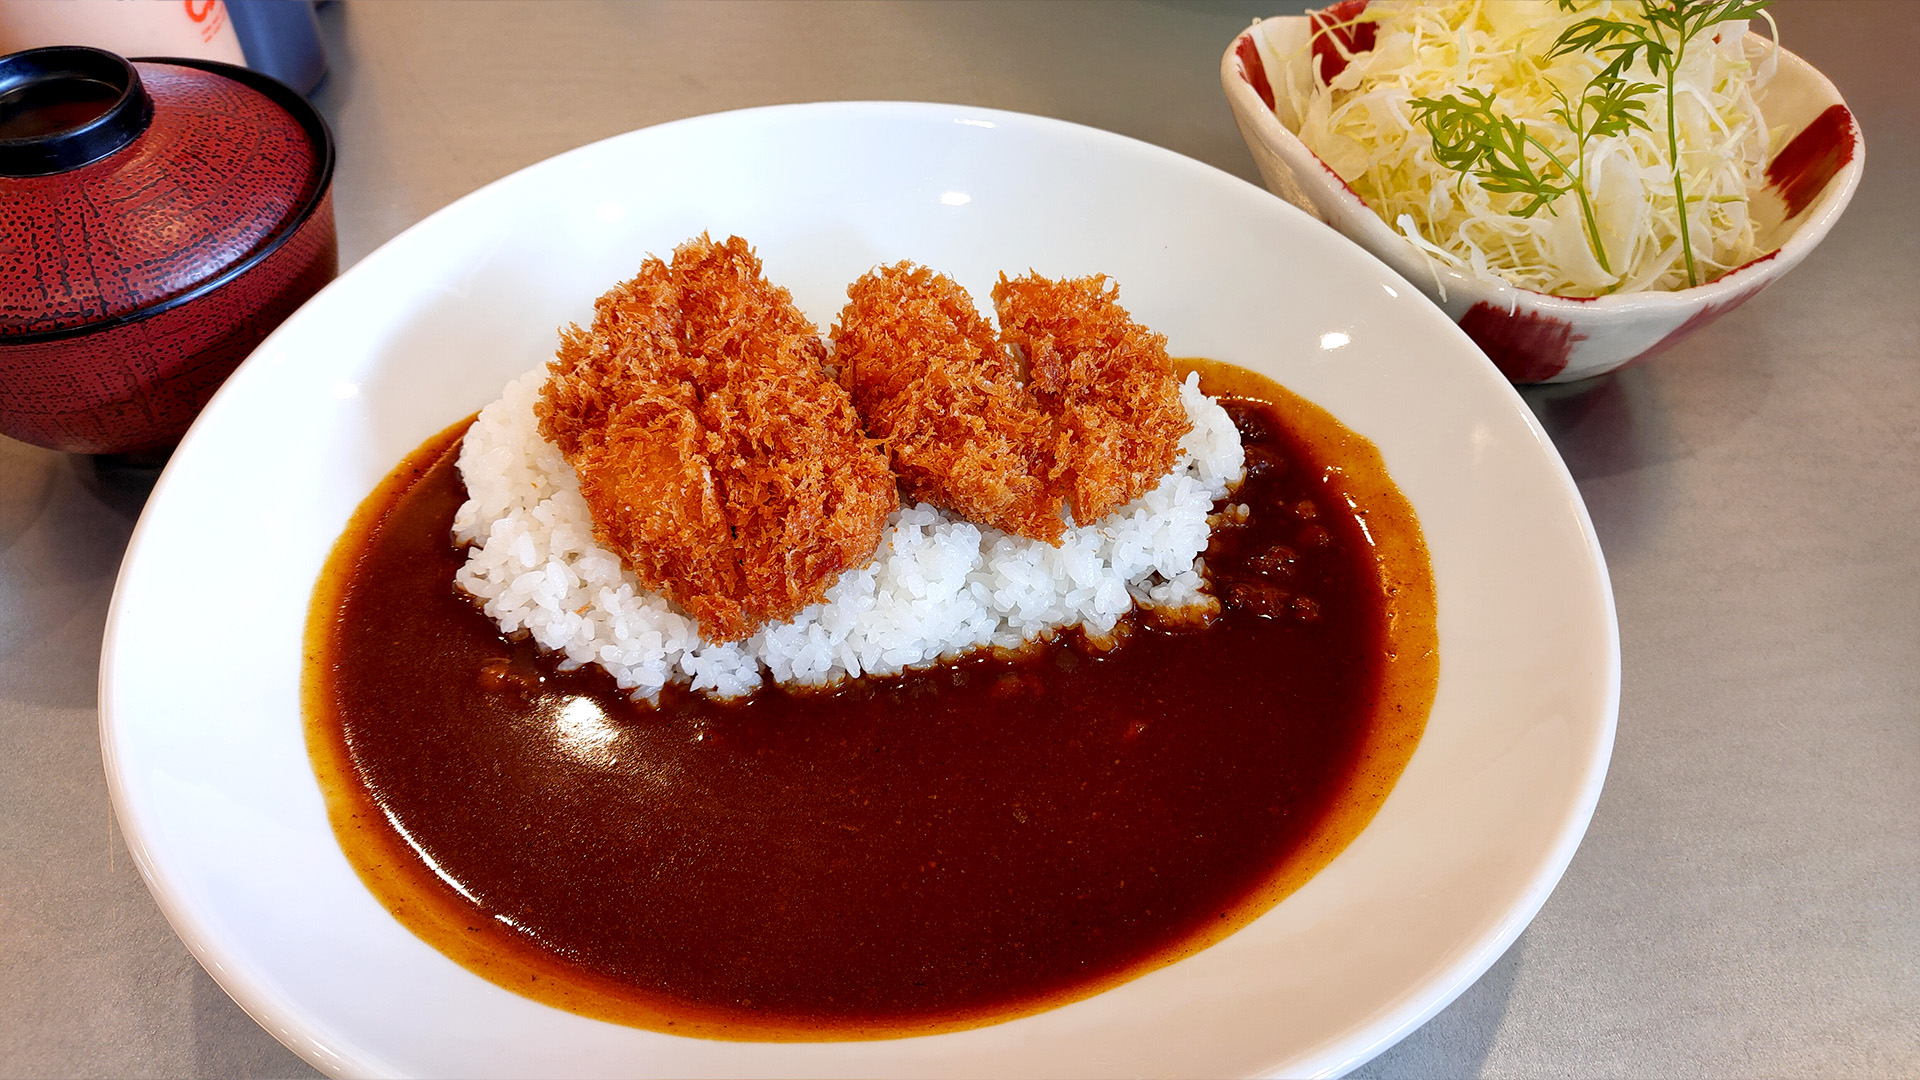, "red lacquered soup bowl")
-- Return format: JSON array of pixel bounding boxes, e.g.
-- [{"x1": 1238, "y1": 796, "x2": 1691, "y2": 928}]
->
[{"x1": 0, "y1": 46, "x2": 336, "y2": 455}]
